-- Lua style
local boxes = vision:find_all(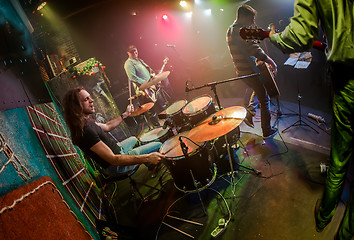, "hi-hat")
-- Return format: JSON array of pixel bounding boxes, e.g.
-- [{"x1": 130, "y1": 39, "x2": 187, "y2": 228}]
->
[
  {"x1": 139, "y1": 71, "x2": 170, "y2": 90},
  {"x1": 188, "y1": 106, "x2": 246, "y2": 142},
  {"x1": 129, "y1": 102, "x2": 154, "y2": 117}
]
